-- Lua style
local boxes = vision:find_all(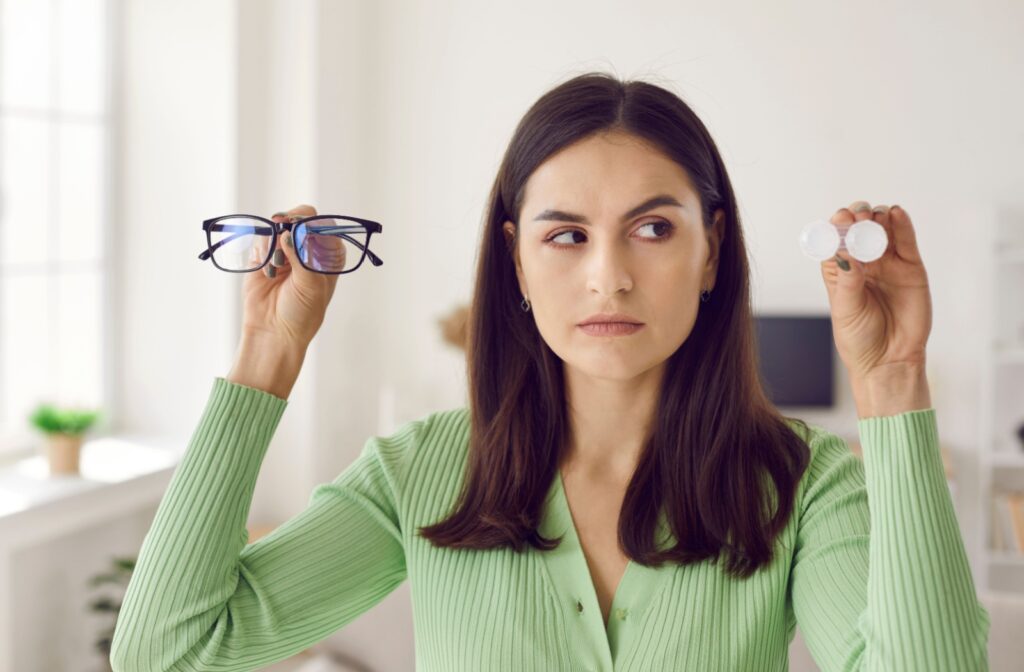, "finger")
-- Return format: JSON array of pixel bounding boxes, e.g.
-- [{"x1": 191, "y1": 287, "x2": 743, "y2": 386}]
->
[
  {"x1": 300, "y1": 219, "x2": 352, "y2": 272},
  {"x1": 284, "y1": 204, "x2": 318, "y2": 219},
  {"x1": 889, "y1": 204, "x2": 922, "y2": 263},
  {"x1": 830, "y1": 206, "x2": 856, "y2": 228},
  {"x1": 269, "y1": 211, "x2": 306, "y2": 277},
  {"x1": 304, "y1": 235, "x2": 343, "y2": 271},
  {"x1": 820, "y1": 206, "x2": 856, "y2": 275},
  {"x1": 276, "y1": 205, "x2": 319, "y2": 271},
  {"x1": 251, "y1": 221, "x2": 284, "y2": 279},
  {"x1": 821, "y1": 207, "x2": 869, "y2": 317},
  {"x1": 268, "y1": 204, "x2": 318, "y2": 270},
  {"x1": 849, "y1": 200, "x2": 874, "y2": 222},
  {"x1": 311, "y1": 225, "x2": 349, "y2": 269},
  {"x1": 819, "y1": 252, "x2": 840, "y2": 304},
  {"x1": 818, "y1": 252, "x2": 862, "y2": 298}
]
